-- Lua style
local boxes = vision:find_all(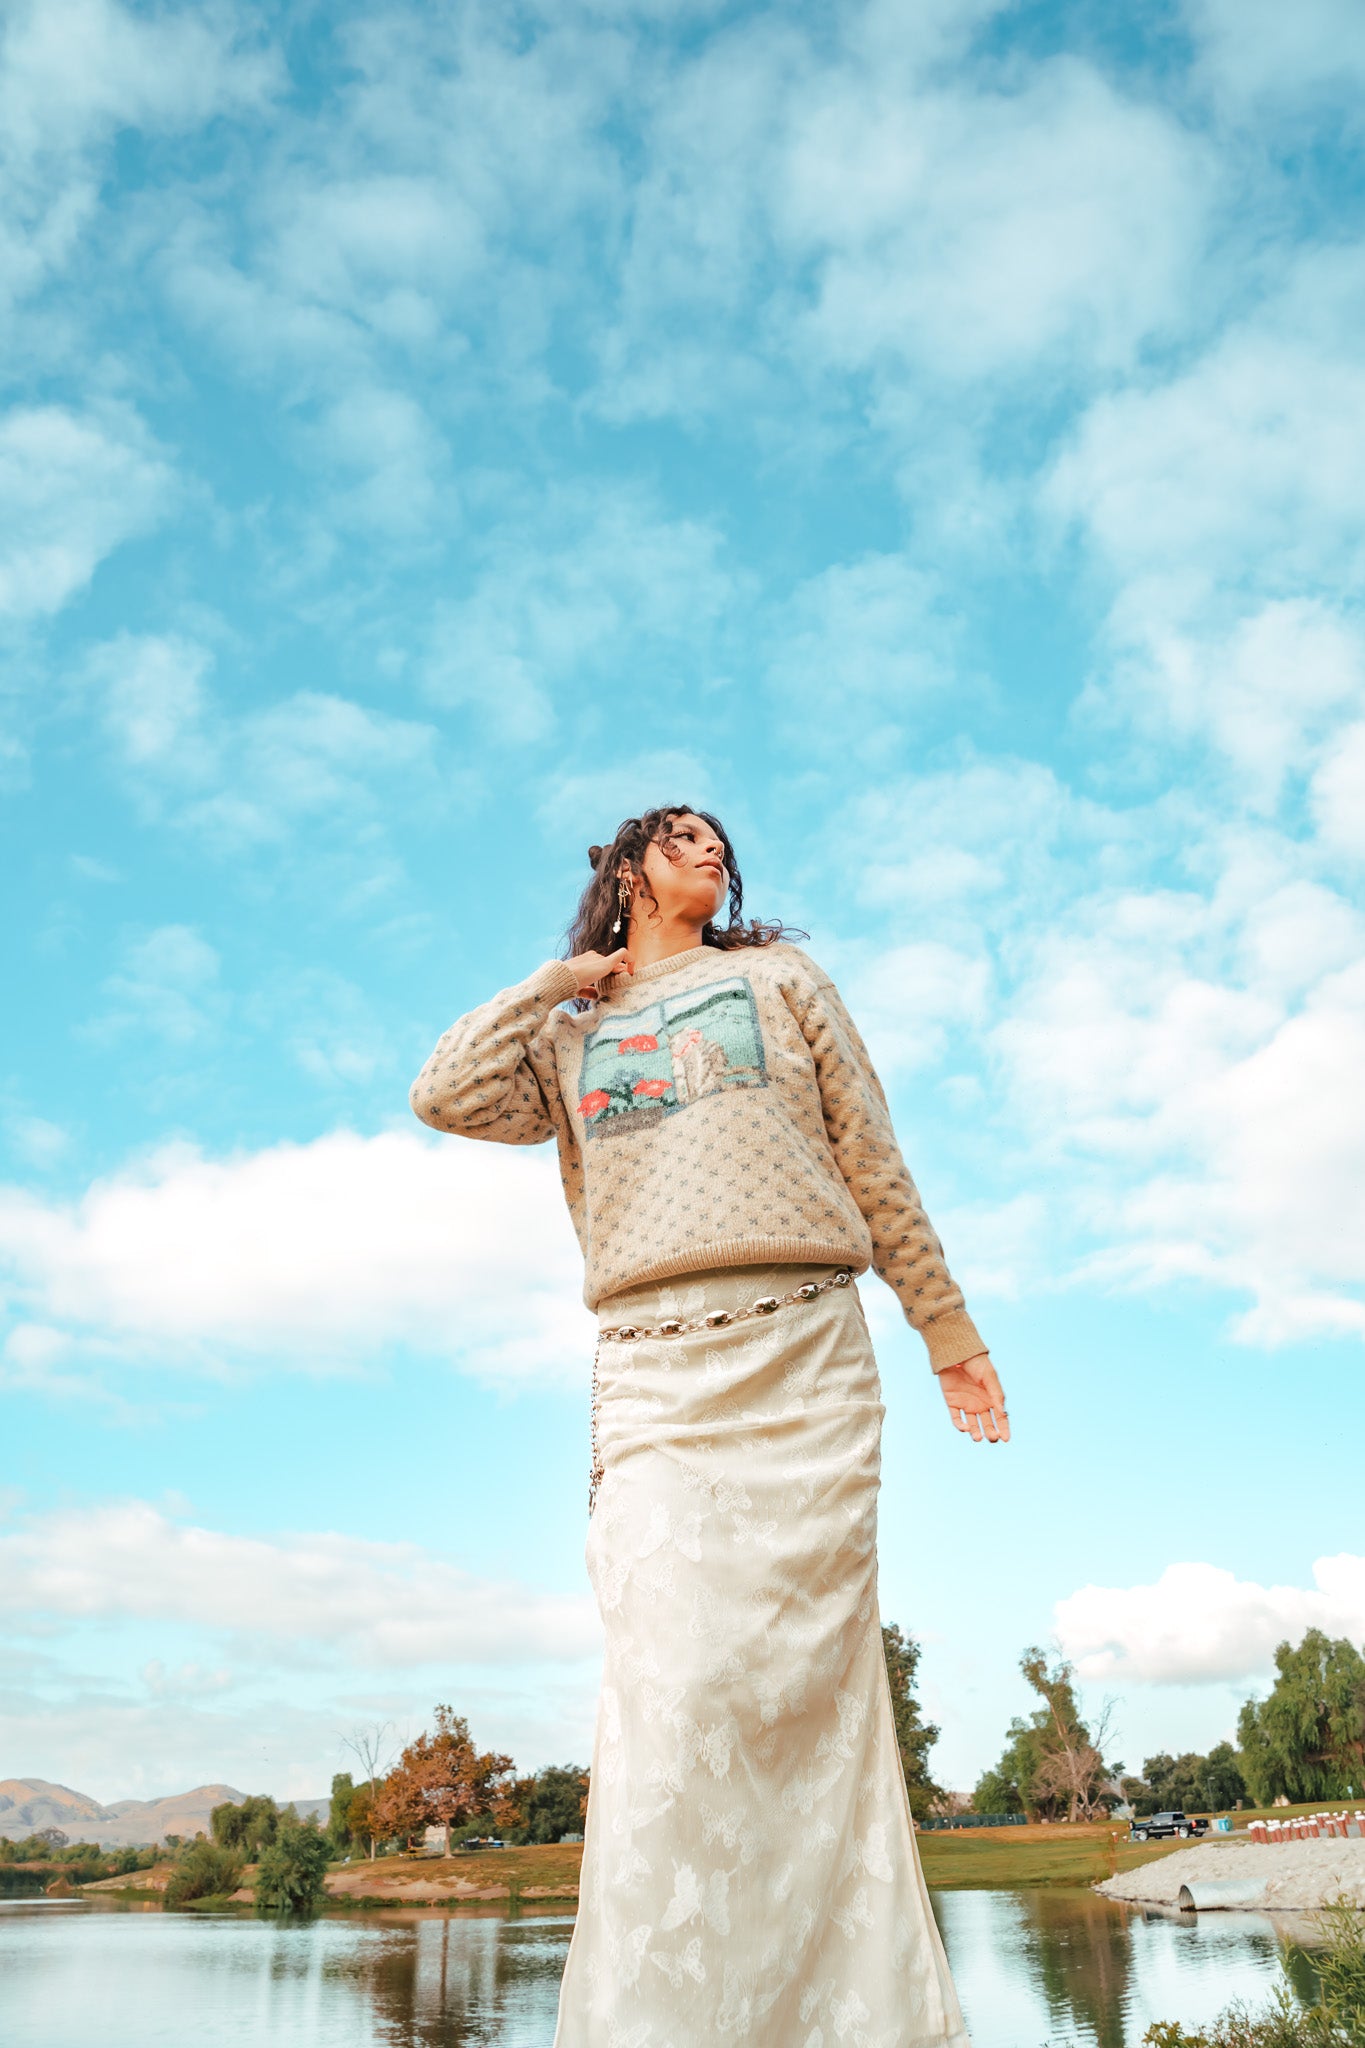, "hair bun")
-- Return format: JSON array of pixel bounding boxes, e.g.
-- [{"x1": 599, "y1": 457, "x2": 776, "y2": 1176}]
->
[{"x1": 587, "y1": 844, "x2": 604, "y2": 867}]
